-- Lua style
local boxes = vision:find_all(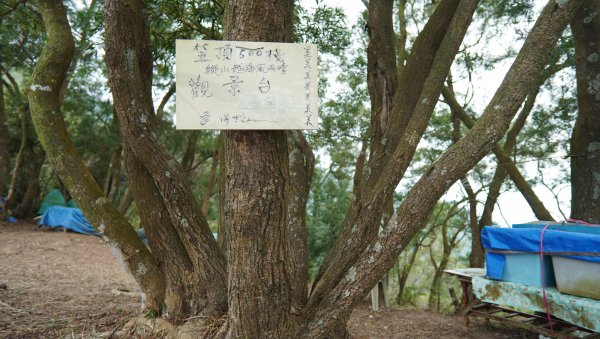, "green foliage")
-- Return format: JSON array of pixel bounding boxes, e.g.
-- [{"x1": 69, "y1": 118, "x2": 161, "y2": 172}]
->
[
  {"x1": 295, "y1": 5, "x2": 351, "y2": 56},
  {"x1": 306, "y1": 163, "x2": 353, "y2": 278},
  {"x1": 147, "y1": 1, "x2": 223, "y2": 84}
]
